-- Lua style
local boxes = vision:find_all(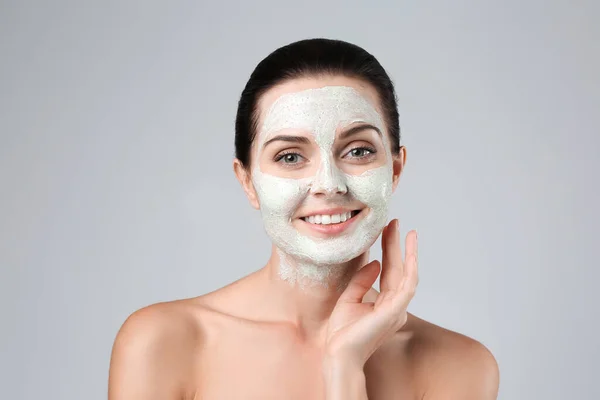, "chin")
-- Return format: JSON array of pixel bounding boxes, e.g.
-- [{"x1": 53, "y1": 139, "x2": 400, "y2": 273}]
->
[{"x1": 276, "y1": 232, "x2": 379, "y2": 266}]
